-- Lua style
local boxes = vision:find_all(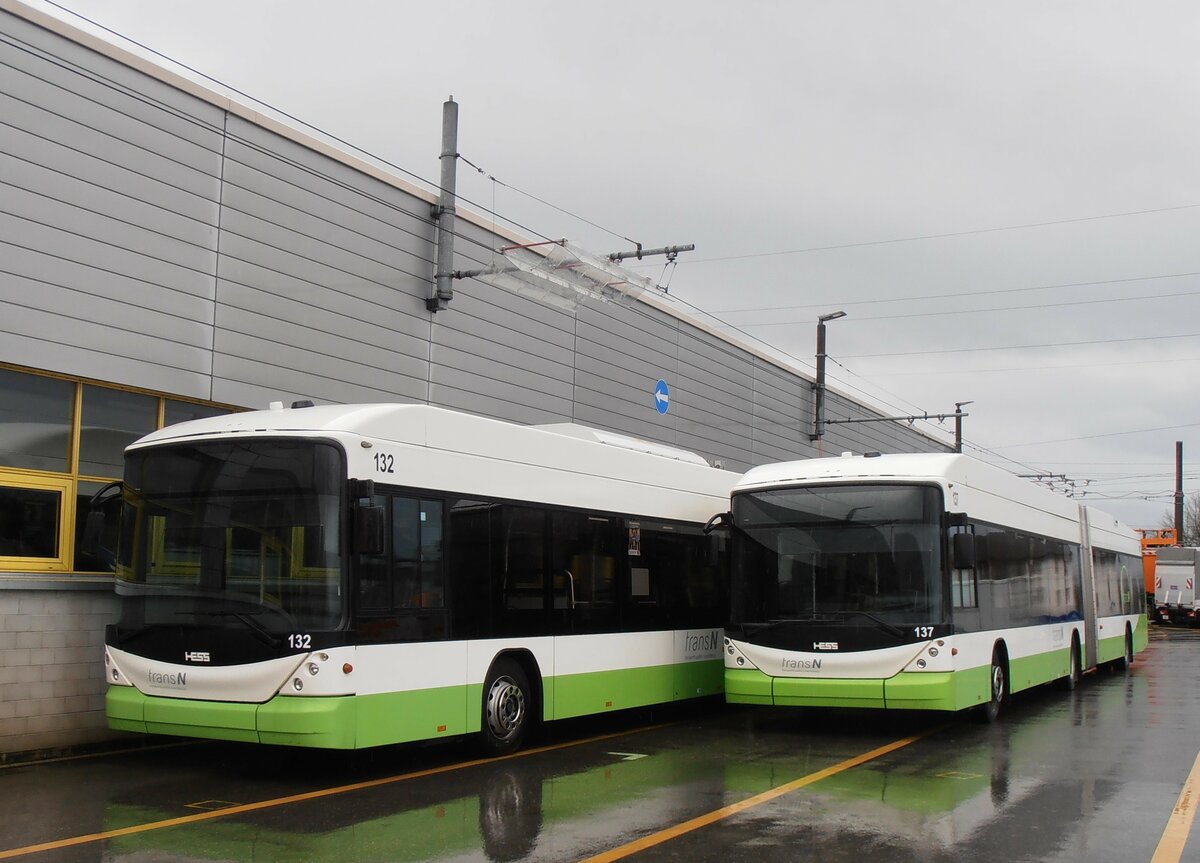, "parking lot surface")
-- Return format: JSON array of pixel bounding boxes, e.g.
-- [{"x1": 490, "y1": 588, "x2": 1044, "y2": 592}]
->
[{"x1": 2, "y1": 626, "x2": 1198, "y2": 863}]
